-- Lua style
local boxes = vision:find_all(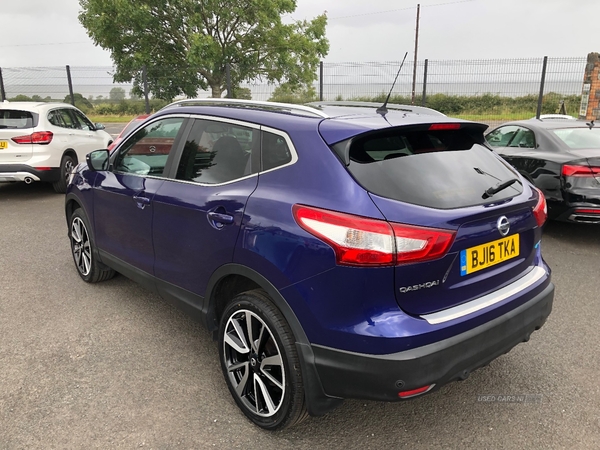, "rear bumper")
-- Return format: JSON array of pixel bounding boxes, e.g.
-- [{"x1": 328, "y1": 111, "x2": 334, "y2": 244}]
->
[
  {"x1": 311, "y1": 282, "x2": 554, "y2": 402},
  {"x1": 0, "y1": 165, "x2": 60, "y2": 183},
  {"x1": 554, "y1": 206, "x2": 600, "y2": 224}
]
